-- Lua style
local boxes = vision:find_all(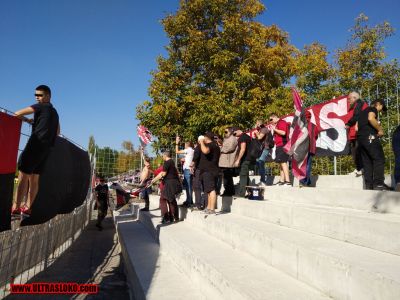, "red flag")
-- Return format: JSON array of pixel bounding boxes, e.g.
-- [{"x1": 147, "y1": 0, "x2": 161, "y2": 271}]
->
[{"x1": 137, "y1": 125, "x2": 153, "y2": 146}]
